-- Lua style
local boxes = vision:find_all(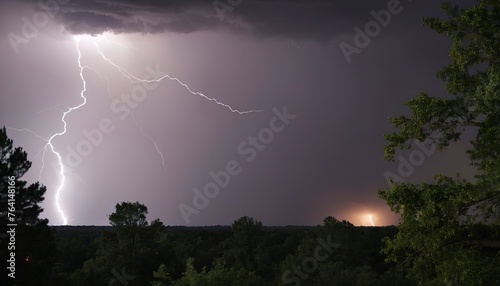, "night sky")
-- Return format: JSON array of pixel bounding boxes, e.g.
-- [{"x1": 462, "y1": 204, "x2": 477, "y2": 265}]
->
[{"x1": 0, "y1": 0, "x2": 475, "y2": 226}]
